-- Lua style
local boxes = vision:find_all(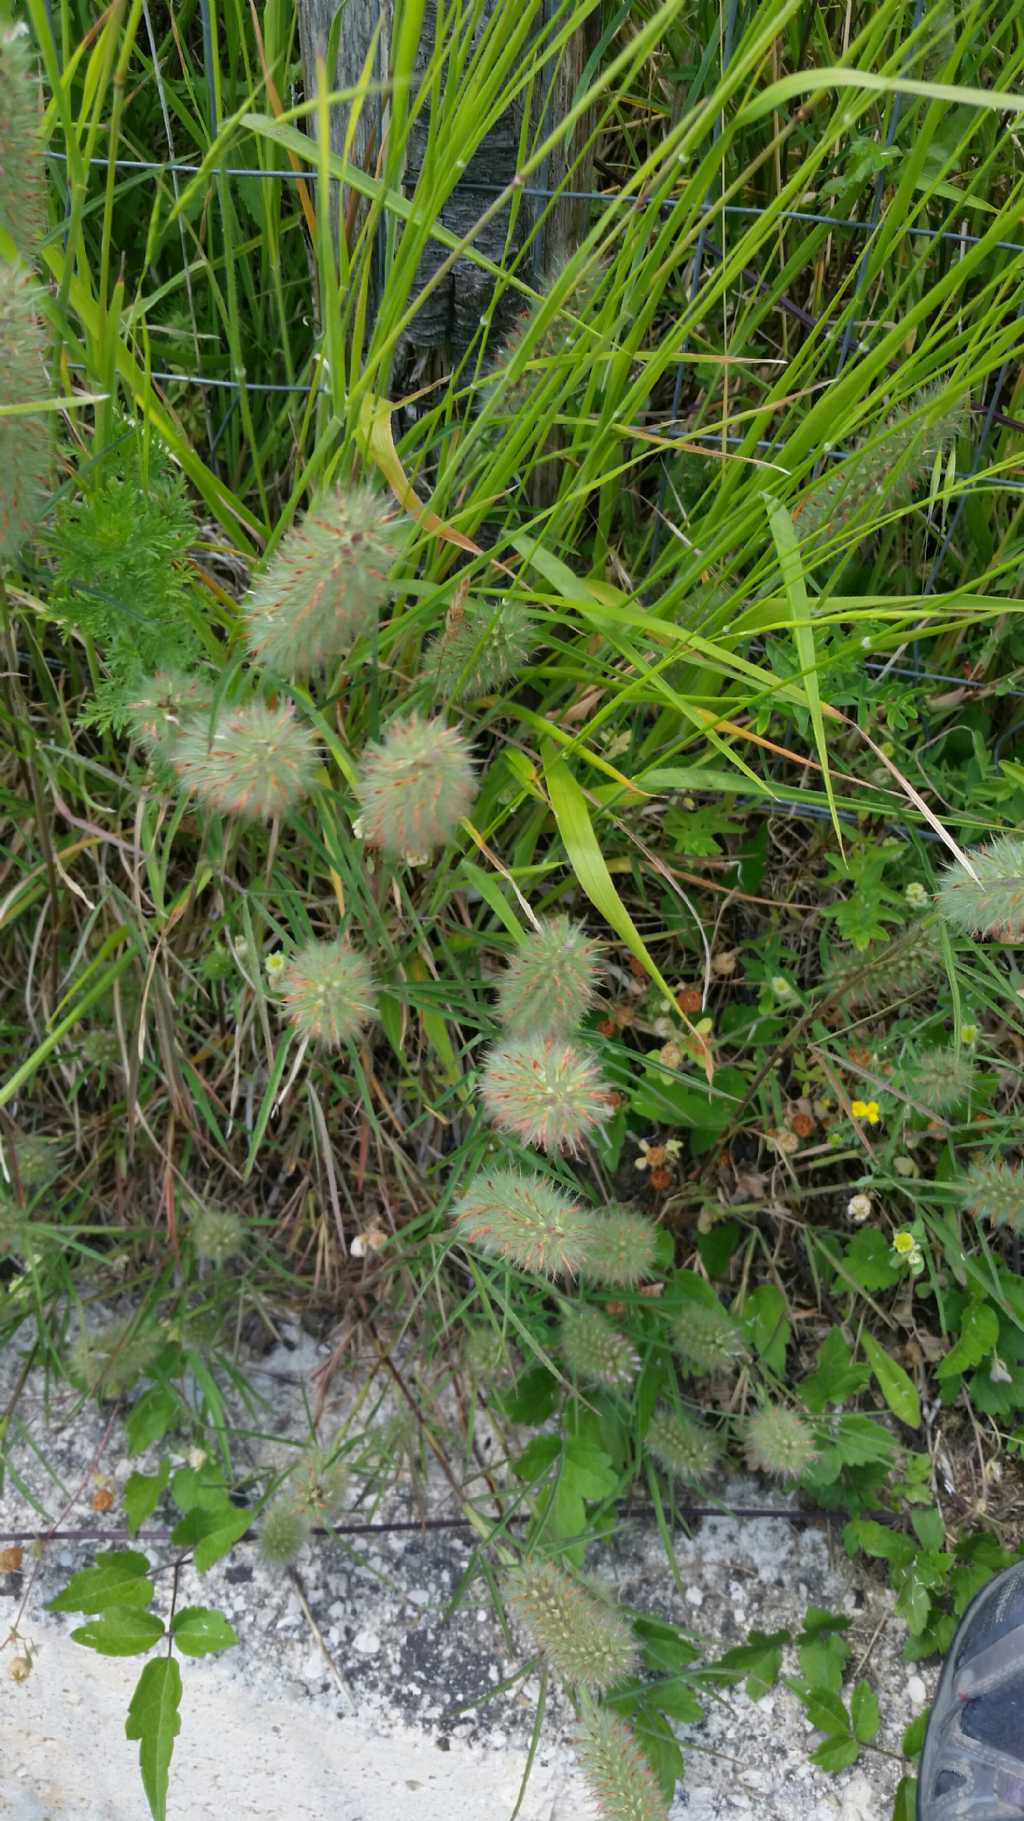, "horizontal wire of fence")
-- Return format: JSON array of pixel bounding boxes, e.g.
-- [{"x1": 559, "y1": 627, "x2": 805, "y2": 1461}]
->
[{"x1": 44, "y1": 147, "x2": 1024, "y2": 259}]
